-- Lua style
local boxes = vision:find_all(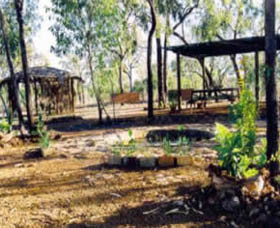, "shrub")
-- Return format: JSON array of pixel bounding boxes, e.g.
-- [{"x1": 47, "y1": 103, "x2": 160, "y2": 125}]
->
[
  {"x1": 215, "y1": 89, "x2": 266, "y2": 179},
  {"x1": 36, "y1": 115, "x2": 50, "y2": 149}
]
